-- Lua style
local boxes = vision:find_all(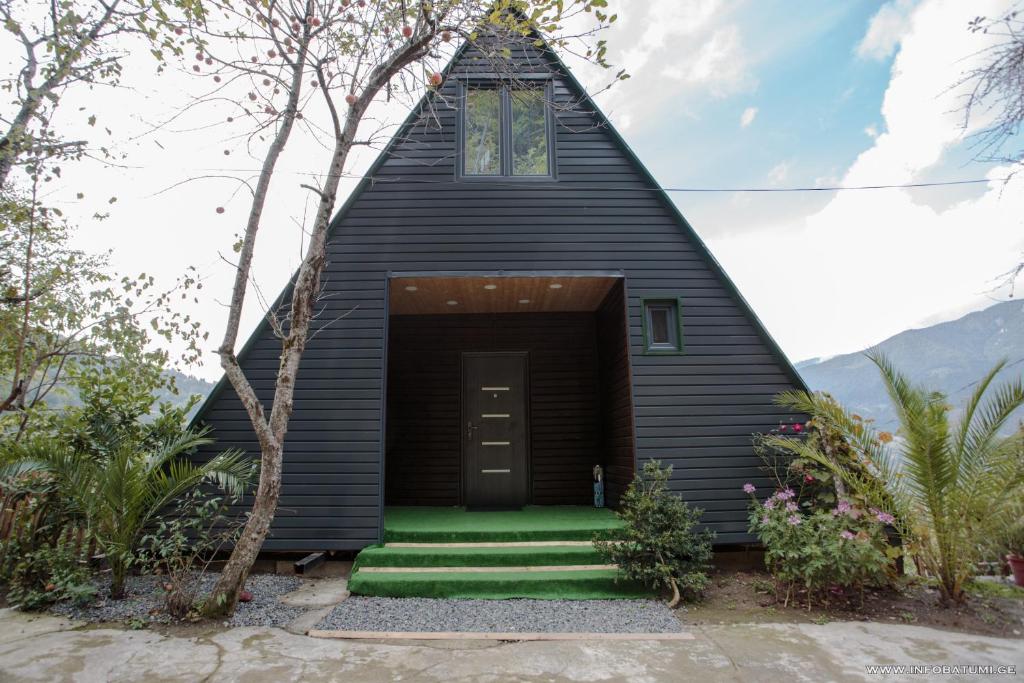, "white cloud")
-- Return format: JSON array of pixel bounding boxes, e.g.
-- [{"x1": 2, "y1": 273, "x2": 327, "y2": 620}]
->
[
  {"x1": 857, "y1": 0, "x2": 917, "y2": 61},
  {"x1": 661, "y1": 25, "x2": 753, "y2": 96},
  {"x1": 575, "y1": 0, "x2": 755, "y2": 131},
  {"x1": 864, "y1": 124, "x2": 879, "y2": 138},
  {"x1": 740, "y1": 106, "x2": 759, "y2": 128},
  {"x1": 766, "y1": 161, "x2": 789, "y2": 185},
  {"x1": 616, "y1": 0, "x2": 724, "y2": 78},
  {"x1": 845, "y1": 0, "x2": 999, "y2": 187},
  {"x1": 708, "y1": 0, "x2": 1024, "y2": 362}
]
